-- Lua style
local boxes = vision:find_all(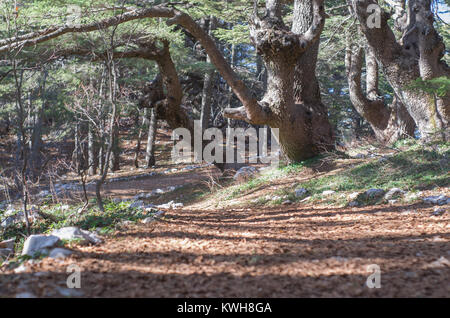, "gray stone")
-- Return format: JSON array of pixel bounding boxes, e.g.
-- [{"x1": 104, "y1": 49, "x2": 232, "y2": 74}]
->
[
  {"x1": 294, "y1": 188, "x2": 308, "y2": 198},
  {"x1": 51, "y1": 227, "x2": 102, "y2": 245},
  {"x1": 129, "y1": 200, "x2": 145, "y2": 209},
  {"x1": 348, "y1": 201, "x2": 359, "y2": 207},
  {"x1": 384, "y1": 188, "x2": 406, "y2": 200},
  {"x1": 422, "y1": 195, "x2": 449, "y2": 206},
  {"x1": 322, "y1": 190, "x2": 336, "y2": 196},
  {"x1": 282, "y1": 200, "x2": 292, "y2": 205},
  {"x1": 0, "y1": 248, "x2": 13, "y2": 259},
  {"x1": 22, "y1": 235, "x2": 60, "y2": 257},
  {"x1": 365, "y1": 188, "x2": 386, "y2": 199},
  {"x1": 49, "y1": 248, "x2": 73, "y2": 259}
]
